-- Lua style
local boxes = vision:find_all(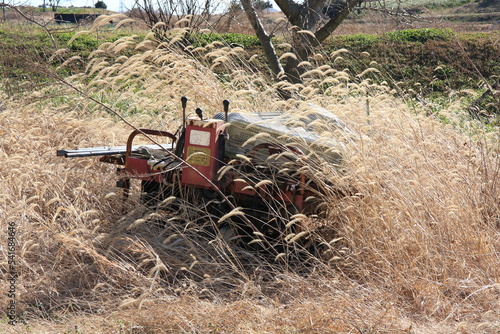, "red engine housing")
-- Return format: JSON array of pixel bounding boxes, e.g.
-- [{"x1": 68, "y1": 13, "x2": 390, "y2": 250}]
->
[{"x1": 181, "y1": 118, "x2": 225, "y2": 190}]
